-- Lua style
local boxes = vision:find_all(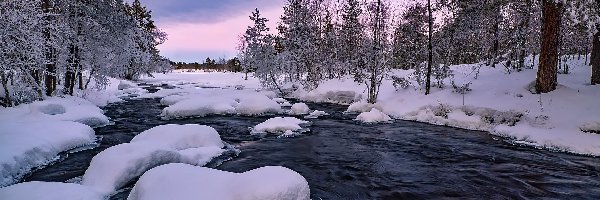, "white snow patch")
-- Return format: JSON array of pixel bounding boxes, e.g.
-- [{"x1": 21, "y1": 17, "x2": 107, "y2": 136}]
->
[
  {"x1": 304, "y1": 110, "x2": 329, "y2": 119},
  {"x1": 128, "y1": 163, "x2": 310, "y2": 200},
  {"x1": 355, "y1": 108, "x2": 393, "y2": 123},
  {"x1": 117, "y1": 80, "x2": 138, "y2": 90},
  {"x1": 159, "y1": 89, "x2": 281, "y2": 119},
  {"x1": 82, "y1": 124, "x2": 226, "y2": 195},
  {"x1": 252, "y1": 117, "x2": 309, "y2": 134},
  {"x1": 289, "y1": 103, "x2": 310, "y2": 115},
  {"x1": 0, "y1": 121, "x2": 95, "y2": 187},
  {"x1": 0, "y1": 181, "x2": 103, "y2": 200}
]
